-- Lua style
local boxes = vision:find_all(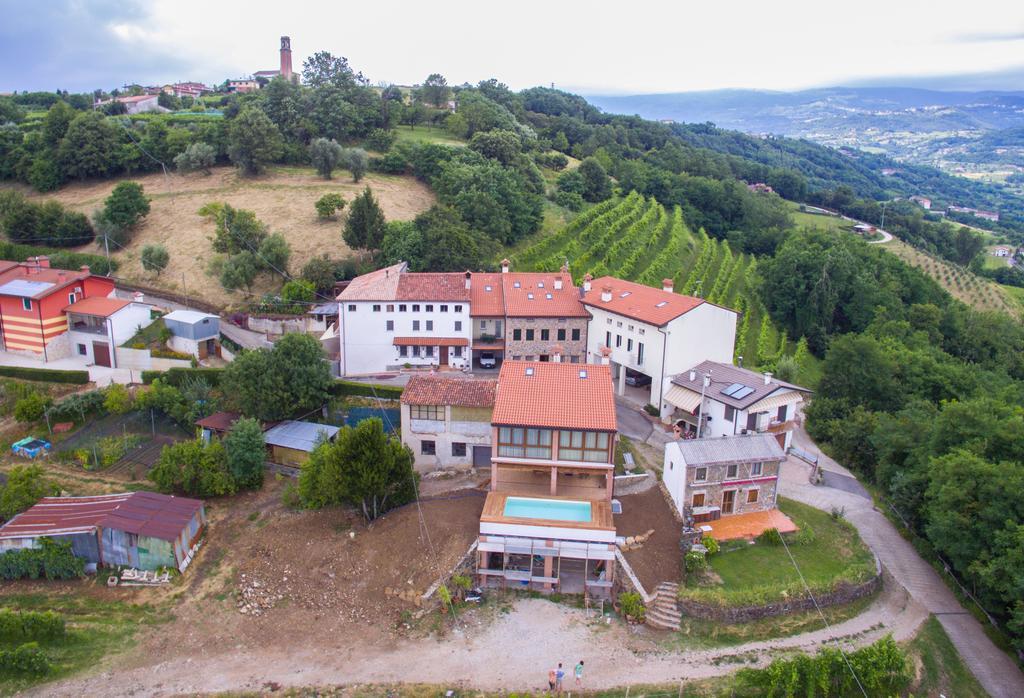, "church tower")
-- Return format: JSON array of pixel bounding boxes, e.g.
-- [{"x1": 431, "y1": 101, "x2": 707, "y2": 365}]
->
[{"x1": 280, "y1": 36, "x2": 293, "y2": 81}]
